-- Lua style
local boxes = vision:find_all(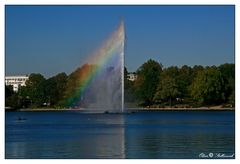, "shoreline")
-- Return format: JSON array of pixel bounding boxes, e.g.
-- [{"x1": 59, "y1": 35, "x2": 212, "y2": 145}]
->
[
  {"x1": 6, "y1": 107, "x2": 235, "y2": 112},
  {"x1": 139, "y1": 107, "x2": 234, "y2": 111}
]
